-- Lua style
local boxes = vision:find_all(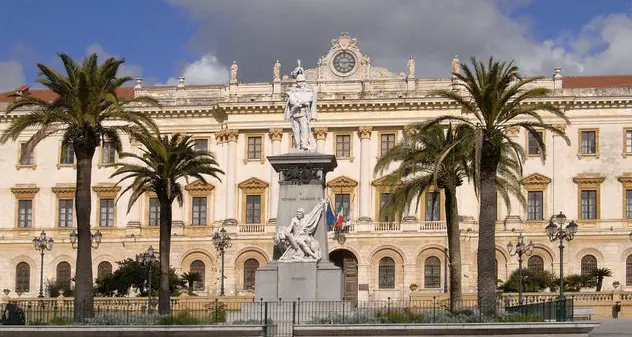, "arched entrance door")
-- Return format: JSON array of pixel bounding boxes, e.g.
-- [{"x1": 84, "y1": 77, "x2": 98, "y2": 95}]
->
[{"x1": 329, "y1": 249, "x2": 358, "y2": 301}]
